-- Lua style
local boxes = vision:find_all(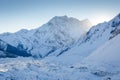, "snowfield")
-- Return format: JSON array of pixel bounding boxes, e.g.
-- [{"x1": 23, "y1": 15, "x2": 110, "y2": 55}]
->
[{"x1": 0, "y1": 33, "x2": 120, "y2": 80}]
